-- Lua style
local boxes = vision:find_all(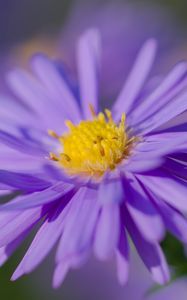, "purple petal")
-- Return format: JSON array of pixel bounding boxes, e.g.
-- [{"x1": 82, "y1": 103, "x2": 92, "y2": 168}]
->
[
  {"x1": 98, "y1": 179, "x2": 123, "y2": 205},
  {"x1": 137, "y1": 87, "x2": 187, "y2": 135},
  {"x1": 125, "y1": 155, "x2": 164, "y2": 173},
  {"x1": 11, "y1": 201, "x2": 71, "y2": 279},
  {"x1": 137, "y1": 170, "x2": 187, "y2": 212},
  {"x1": 0, "y1": 182, "x2": 74, "y2": 210},
  {"x1": 53, "y1": 252, "x2": 88, "y2": 288},
  {"x1": 122, "y1": 174, "x2": 165, "y2": 242},
  {"x1": 0, "y1": 207, "x2": 43, "y2": 247},
  {"x1": 147, "y1": 188, "x2": 187, "y2": 243},
  {"x1": 0, "y1": 95, "x2": 34, "y2": 124},
  {"x1": 7, "y1": 69, "x2": 66, "y2": 131},
  {"x1": 0, "y1": 228, "x2": 30, "y2": 267},
  {"x1": 113, "y1": 39, "x2": 157, "y2": 120},
  {"x1": 157, "y1": 111, "x2": 187, "y2": 133},
  {"x1": 0, "y1": 170, "x2": 51, "y2": 192},
  {"x1": 124, "y1": 207, "x2": 170, "y2": 284},
  {"x1": 136, "y1": 133, "x2": 187, "y2": 155},
  {"x1": 130, "y1": 62, "x2": 187, "y2": 125},
  {"x1": 94, "y1": 202, "x2": 120, "y2": 260},
  {"x1": 0, "y1": 147, "x2": 44, "y2": 172},
  {"x1": 31, "y1": 54, "x2": 81, "y2": 123},
  {"x1": 164, "y1": 157, "x2": 187, "y2": 181},
  {"x1": 53, "y1": 260, "x2": 69, "y2": 288},
  {"x1": 0, "y1": 211, "x2": 20, "y2": 228},
  {"x1": 56, "y1": 187, "x2": 98, "y2": 262},
  {"x1": 116, "y1": 227, "x2": 129, "y2": 285},
  {"x1": 0, "y1": 130, "x2": 47, "y2": 156},
  {"x1": 77, "y1": 29, "x2": 101, "y2": 118},
  {"x1": 126, "y1": 133, "x2": 187, "y2": 173}
]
